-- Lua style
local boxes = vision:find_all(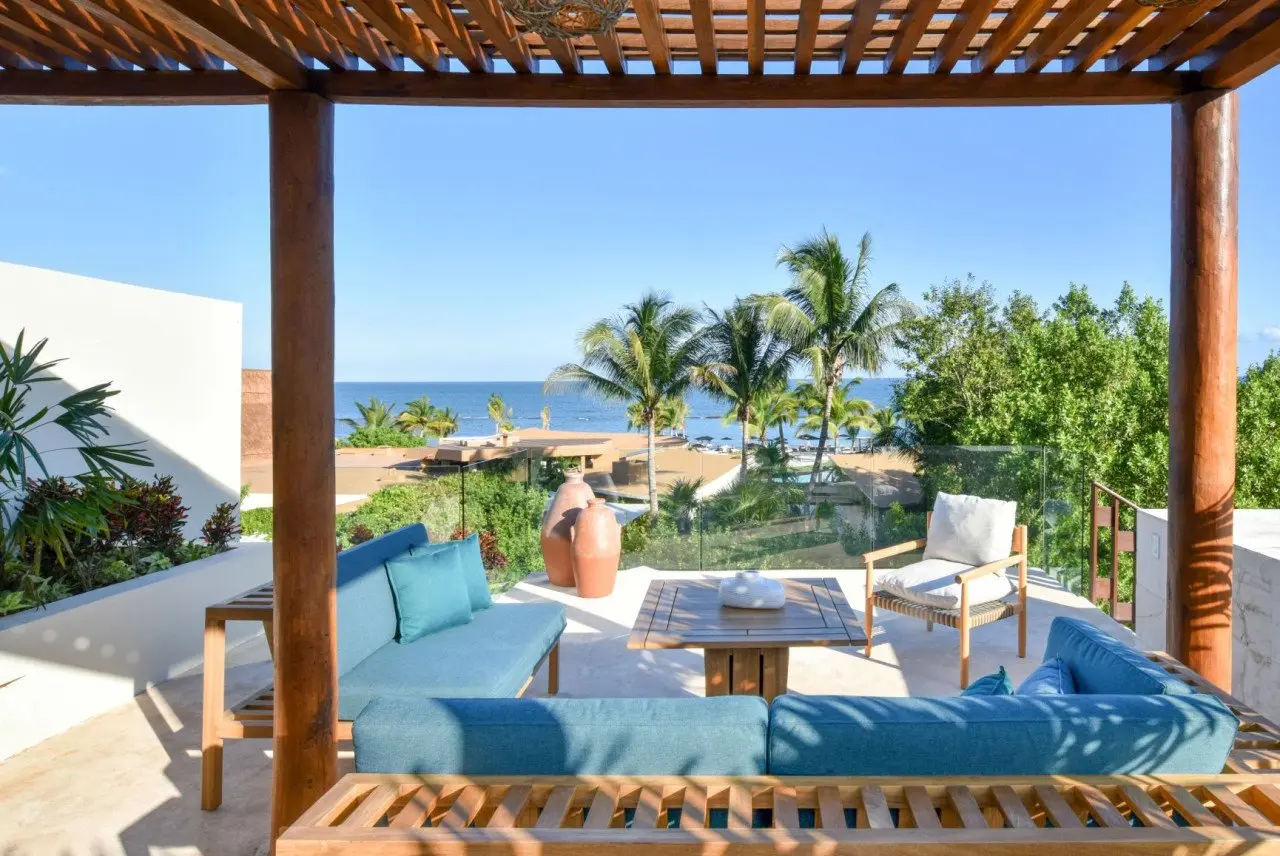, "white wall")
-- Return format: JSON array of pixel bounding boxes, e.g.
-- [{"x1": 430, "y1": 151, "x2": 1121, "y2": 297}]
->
[
  {"x1": 0, "y1": 262, "x2": 242, "y2": 536},
  {"x1": 1136, "y1": 508, "x2": 1280, "y2": 722},
  {"x1": 0, "y1": 543, "x2": 272, "y2": 762}
]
